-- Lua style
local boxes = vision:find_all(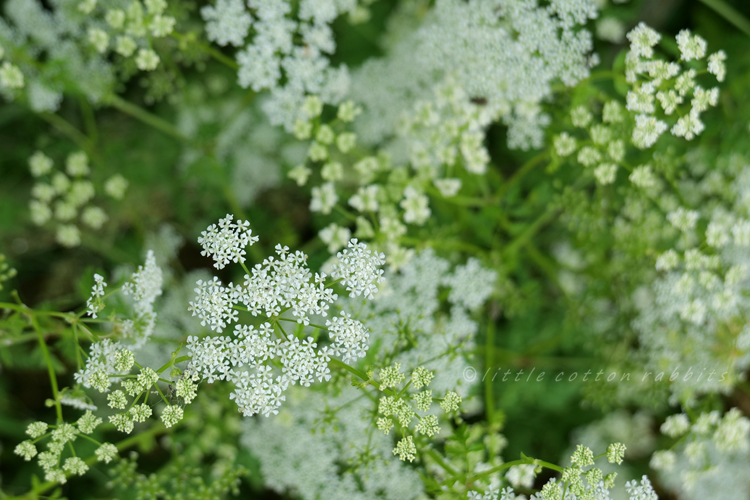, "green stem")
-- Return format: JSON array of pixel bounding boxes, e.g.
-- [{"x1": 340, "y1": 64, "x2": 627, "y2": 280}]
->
[
  {"x1": 0, "y1": 303, "x2": 71, "y2": 320},
  {"x1": 154, "y1": 384, "x2": 170, "y2": 405},
  {"x1": 502, "y1": 207, "x2": 560, "y2": 258},
  {"x1": 423, "y1": 448, "x2": 461, "y2": 478},
  {"x1": 32, "y1": 315, "x2": 63, "y2": 423},
  {"x1": 78, "y1": 96, "x2": 99, "y2": 146},
  {"x1": 38, "y1": 112, "x2": 92, "y2": 153},
  {"x1": 106, "y1": 94, "x2": 189, "y2": 142},
  {"x1": 496, "y1": 152, "x2": 549, "y2": 201},
  {"x1": 484, "y1": 321, "x2": 496, "y2": 427},
  {"x1": 16, "y1": 423, "x2": 173, "y2": 499},
  {"x1": 170, "y1": 32, "x2": 239, "y2": 69},
  {"x1": 156, "y1": 355, "x2": 191, "y2": 375},
  {"x1": 277, "y1": 317, "x2": 329, "y2": 331}
]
